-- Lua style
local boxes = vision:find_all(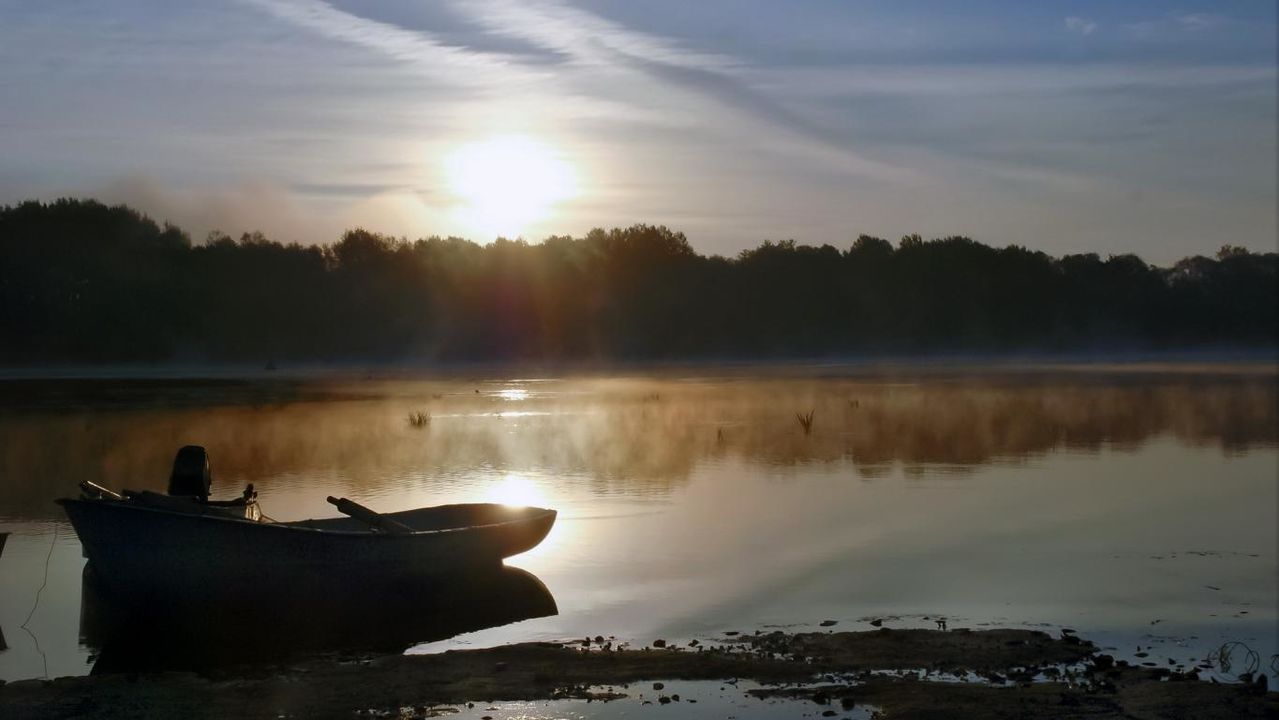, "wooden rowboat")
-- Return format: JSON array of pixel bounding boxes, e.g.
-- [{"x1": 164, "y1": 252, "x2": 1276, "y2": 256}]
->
[{"x1": 58, "y1": 495, "x2": 557, "y2": 598}]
